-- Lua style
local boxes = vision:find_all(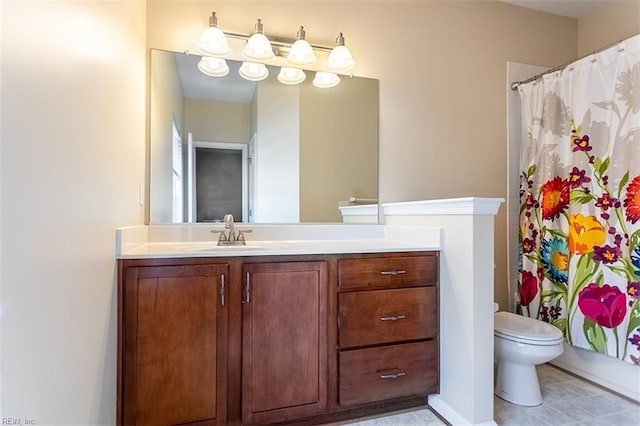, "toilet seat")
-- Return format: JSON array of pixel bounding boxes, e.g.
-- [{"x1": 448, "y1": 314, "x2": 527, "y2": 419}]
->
[{"x1": 495, "y1": 311, "x2": 564, "y2": 346}]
